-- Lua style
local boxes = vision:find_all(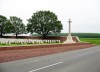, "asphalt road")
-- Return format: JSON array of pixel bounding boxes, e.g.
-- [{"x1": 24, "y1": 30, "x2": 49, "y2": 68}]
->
[{"x1": 0, "y1": 45, "x2": 100, "y2": 72}]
